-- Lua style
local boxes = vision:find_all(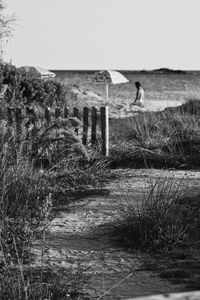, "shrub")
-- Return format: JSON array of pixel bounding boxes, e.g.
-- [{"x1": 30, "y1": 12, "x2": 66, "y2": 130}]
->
[{"x1": 0, "y1": 63, "x2": 66, "y2": 108}]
